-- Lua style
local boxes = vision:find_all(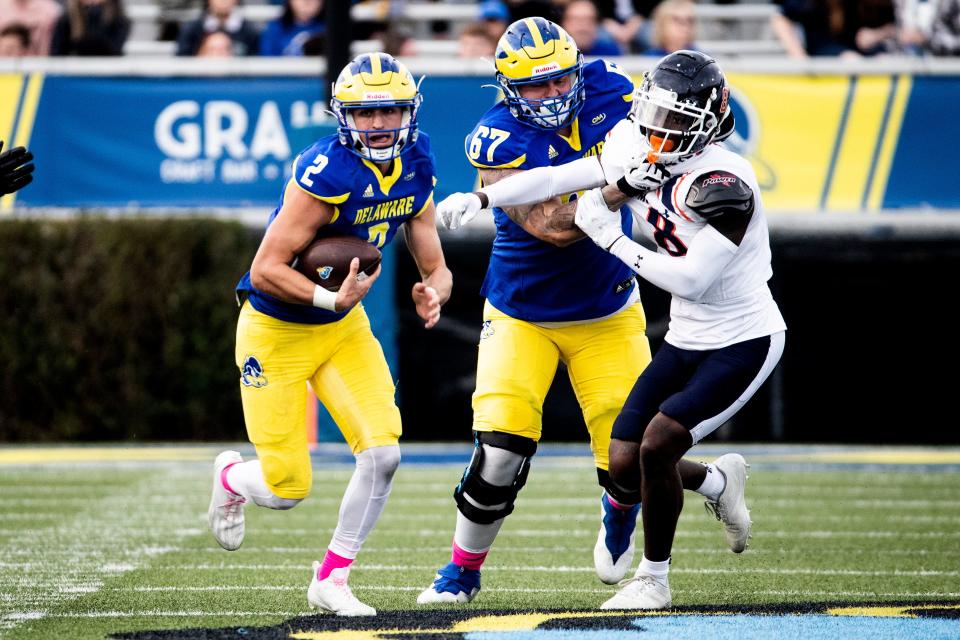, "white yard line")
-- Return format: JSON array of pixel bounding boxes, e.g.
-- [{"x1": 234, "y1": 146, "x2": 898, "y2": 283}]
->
[
  {"x1": 153, "y1": 563, "x2": 960, "y2": 577},
  {"x1": 113, "y1": 585, "x2": 960, "y2": 598},
  {"x1": 0, "y1": 471, "x2": 201, "y2": 635}
]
